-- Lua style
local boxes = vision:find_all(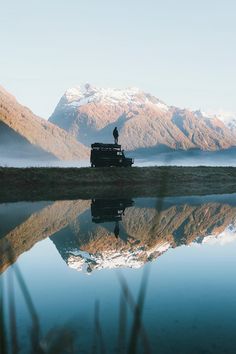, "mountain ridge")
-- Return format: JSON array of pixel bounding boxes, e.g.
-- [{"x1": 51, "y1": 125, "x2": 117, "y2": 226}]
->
[
  {"x1": 49, "y1": 84, "x2": 236, "y2": 153},
  {"x1": 0, "y1": 85, "x2": 89, "y2": 160}
]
